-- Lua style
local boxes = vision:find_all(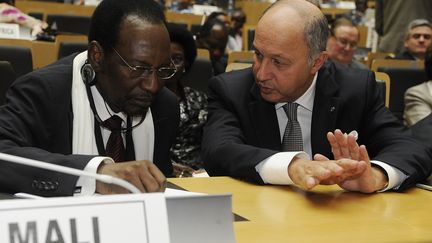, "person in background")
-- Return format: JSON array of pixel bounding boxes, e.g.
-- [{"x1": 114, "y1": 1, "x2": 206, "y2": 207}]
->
[
  {"x1": 196, "y1": 18, "x2": 229, "y2": 75},
  {"x1": 326, "y1": 17, "x2": 367, "y2": 70},
  {"x1": 404, "y1": 47, "x2": 432, "y2": 126},
  {"x1": 395, "y1": 19, "x2": 432, "y2": 61},
  {"x1": 342, "y1": 0, "x2": 368, "y2": 26},
  {"x1": 0, "y1": 0, "x2": 179, "y2": 196},
  {"x1": 0, "y1": 0, "x2": 48, "y2": 36},
  {"x1": 227, "y1": 8, "x2": 246, "y2": 52},
  {"x1": 202, "y1": 0, "x2": 432, "y2": 193},
  {"x1": 170, "y1": 0, "x2": 193, "y2": 13},
  {"x1": 375, "y1": 0, "x2": 432, "y2": 55},
  {"x1": 166, "y1": 24, "x2": 208, "y2": 176}
]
